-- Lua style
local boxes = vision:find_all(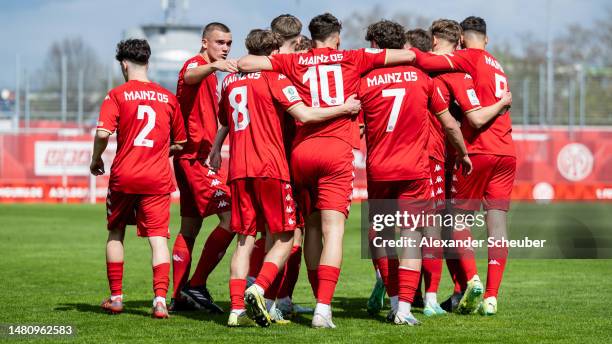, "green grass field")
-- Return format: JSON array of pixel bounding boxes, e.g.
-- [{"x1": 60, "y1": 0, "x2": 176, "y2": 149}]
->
[{"x1": 1, "y1": 203, "x2": 611, "y2": 343}]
